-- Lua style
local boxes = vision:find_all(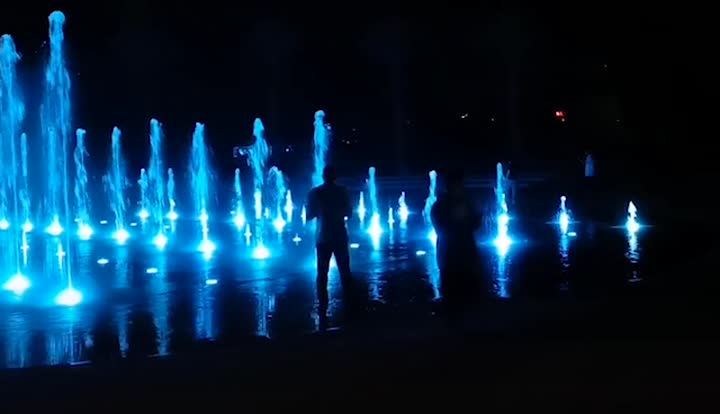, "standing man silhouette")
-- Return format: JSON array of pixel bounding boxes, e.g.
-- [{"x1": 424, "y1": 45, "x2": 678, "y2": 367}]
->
[
  {"x1": 431, "y1": 169, "x2": 482, "y2": 322},
  {"x1": 307, "y1": 165, "x2": 353, "y2": 314}
]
